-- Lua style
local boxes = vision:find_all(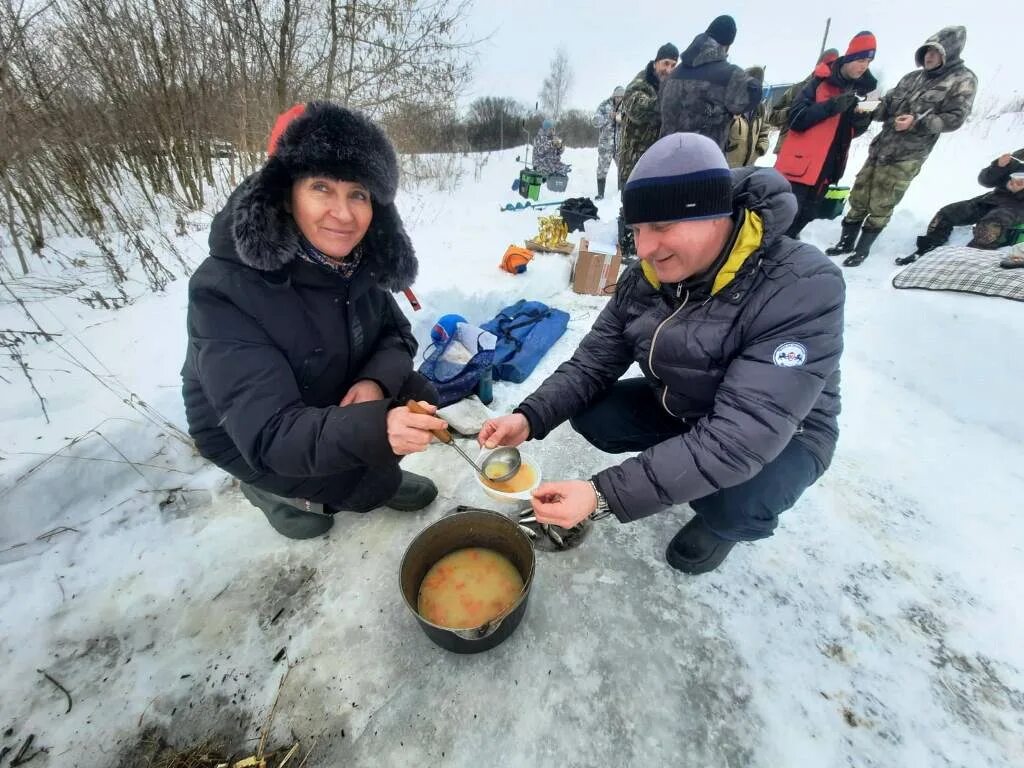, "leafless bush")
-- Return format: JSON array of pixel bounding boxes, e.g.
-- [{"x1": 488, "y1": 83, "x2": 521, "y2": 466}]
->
[
  {"x1": 1, "y1": 0, "x2": 477, "y2": 284},
  {"x1": 400, "y1": 153, "x2": 465, "y2": 193}
]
